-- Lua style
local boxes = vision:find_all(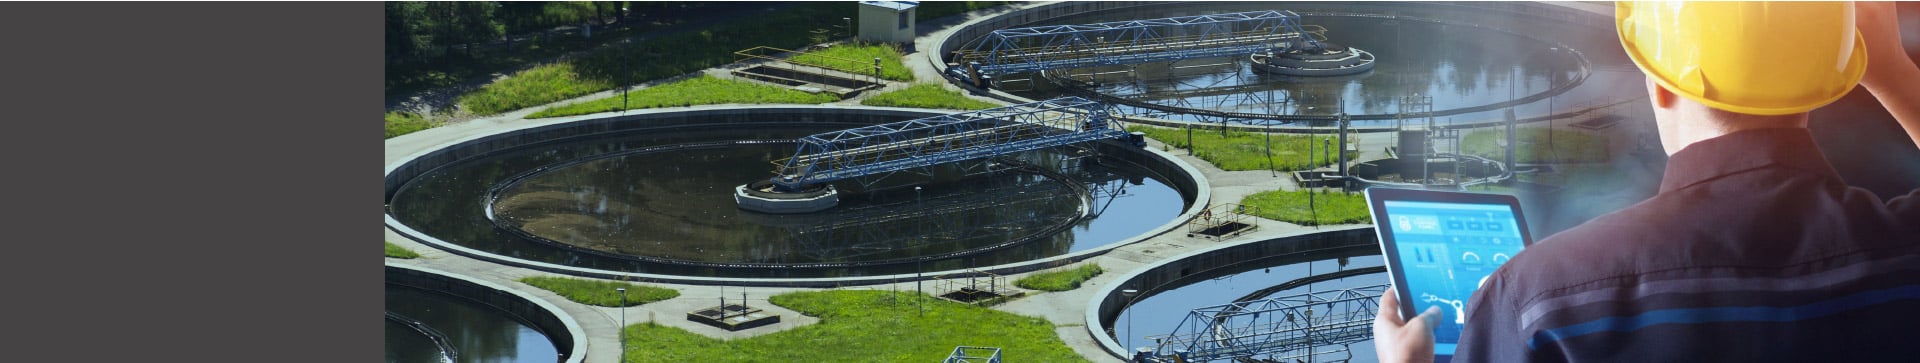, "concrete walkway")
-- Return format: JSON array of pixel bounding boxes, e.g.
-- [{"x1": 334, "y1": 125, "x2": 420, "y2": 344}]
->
[{"x1": 383, "y1": 2, "x2": 1620, "y2": 362}]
